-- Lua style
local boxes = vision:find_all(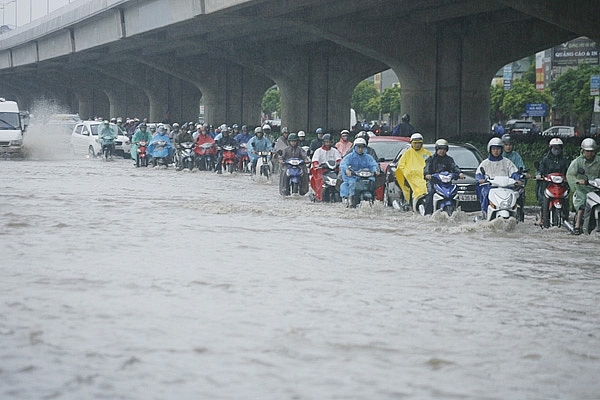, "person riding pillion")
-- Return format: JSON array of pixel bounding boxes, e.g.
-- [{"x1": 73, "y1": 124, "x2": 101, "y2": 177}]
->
[
  {"x1": 340, "y1": 138, "x2": 379, "y2": 207},
  {"x1": 566, "y1": 138, "x2": 600, "y2": 235},
  {"x1": 423, "y1": 139, "x2": 464, "y2": 215},
  {"x1": 475, "y1": 137, "x2": 522, "y2": 218},
  {"x1": 396, "y1": 133, "x2": 432, "y2": 208}
]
